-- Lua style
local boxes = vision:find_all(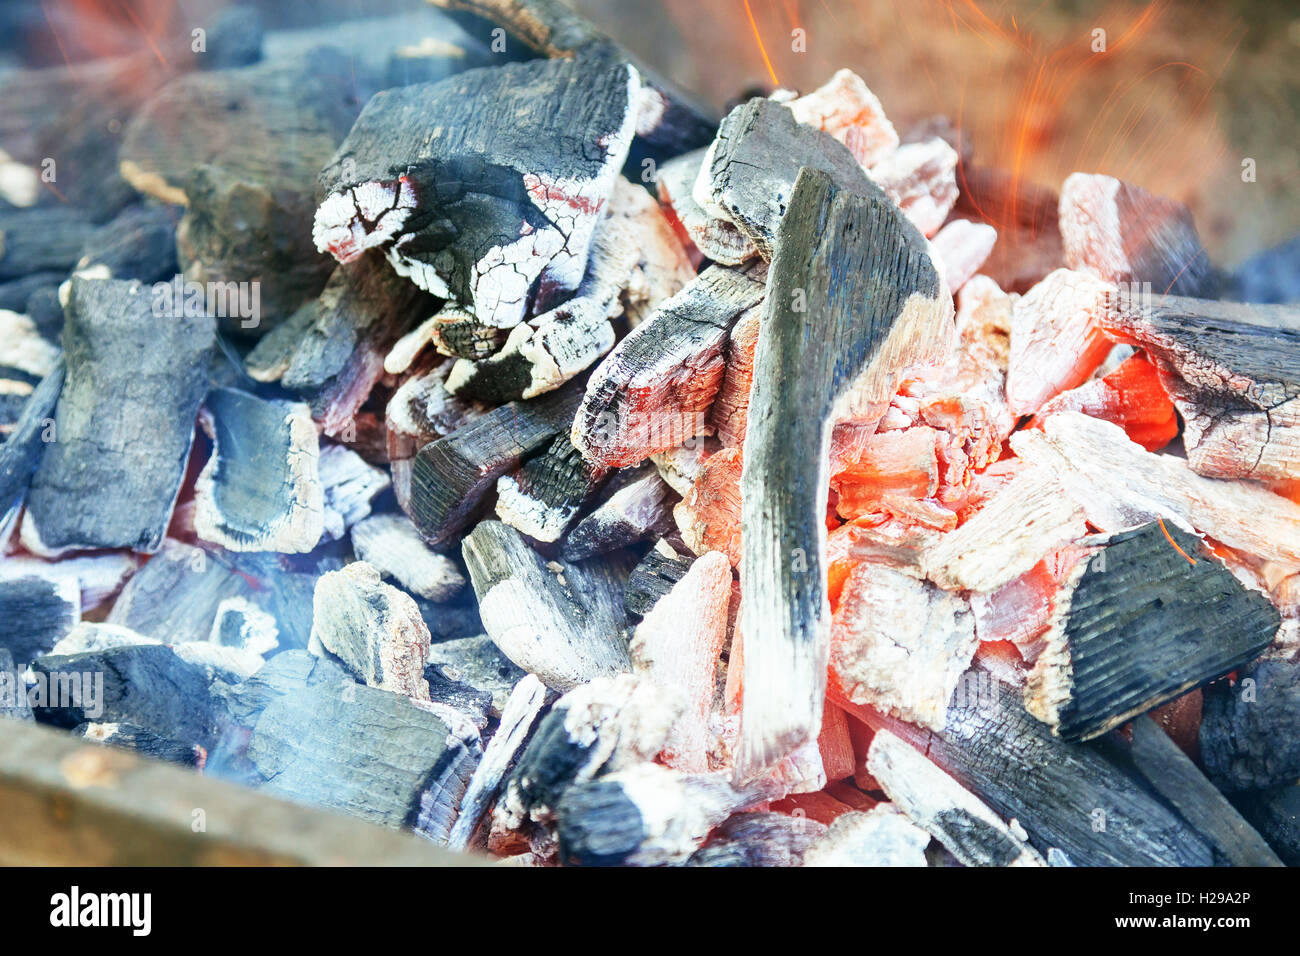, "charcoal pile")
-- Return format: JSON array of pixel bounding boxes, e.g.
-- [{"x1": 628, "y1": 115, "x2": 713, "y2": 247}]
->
[{"x1": 2, "y1": 0, "x2": 1299, "y2": 869}]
